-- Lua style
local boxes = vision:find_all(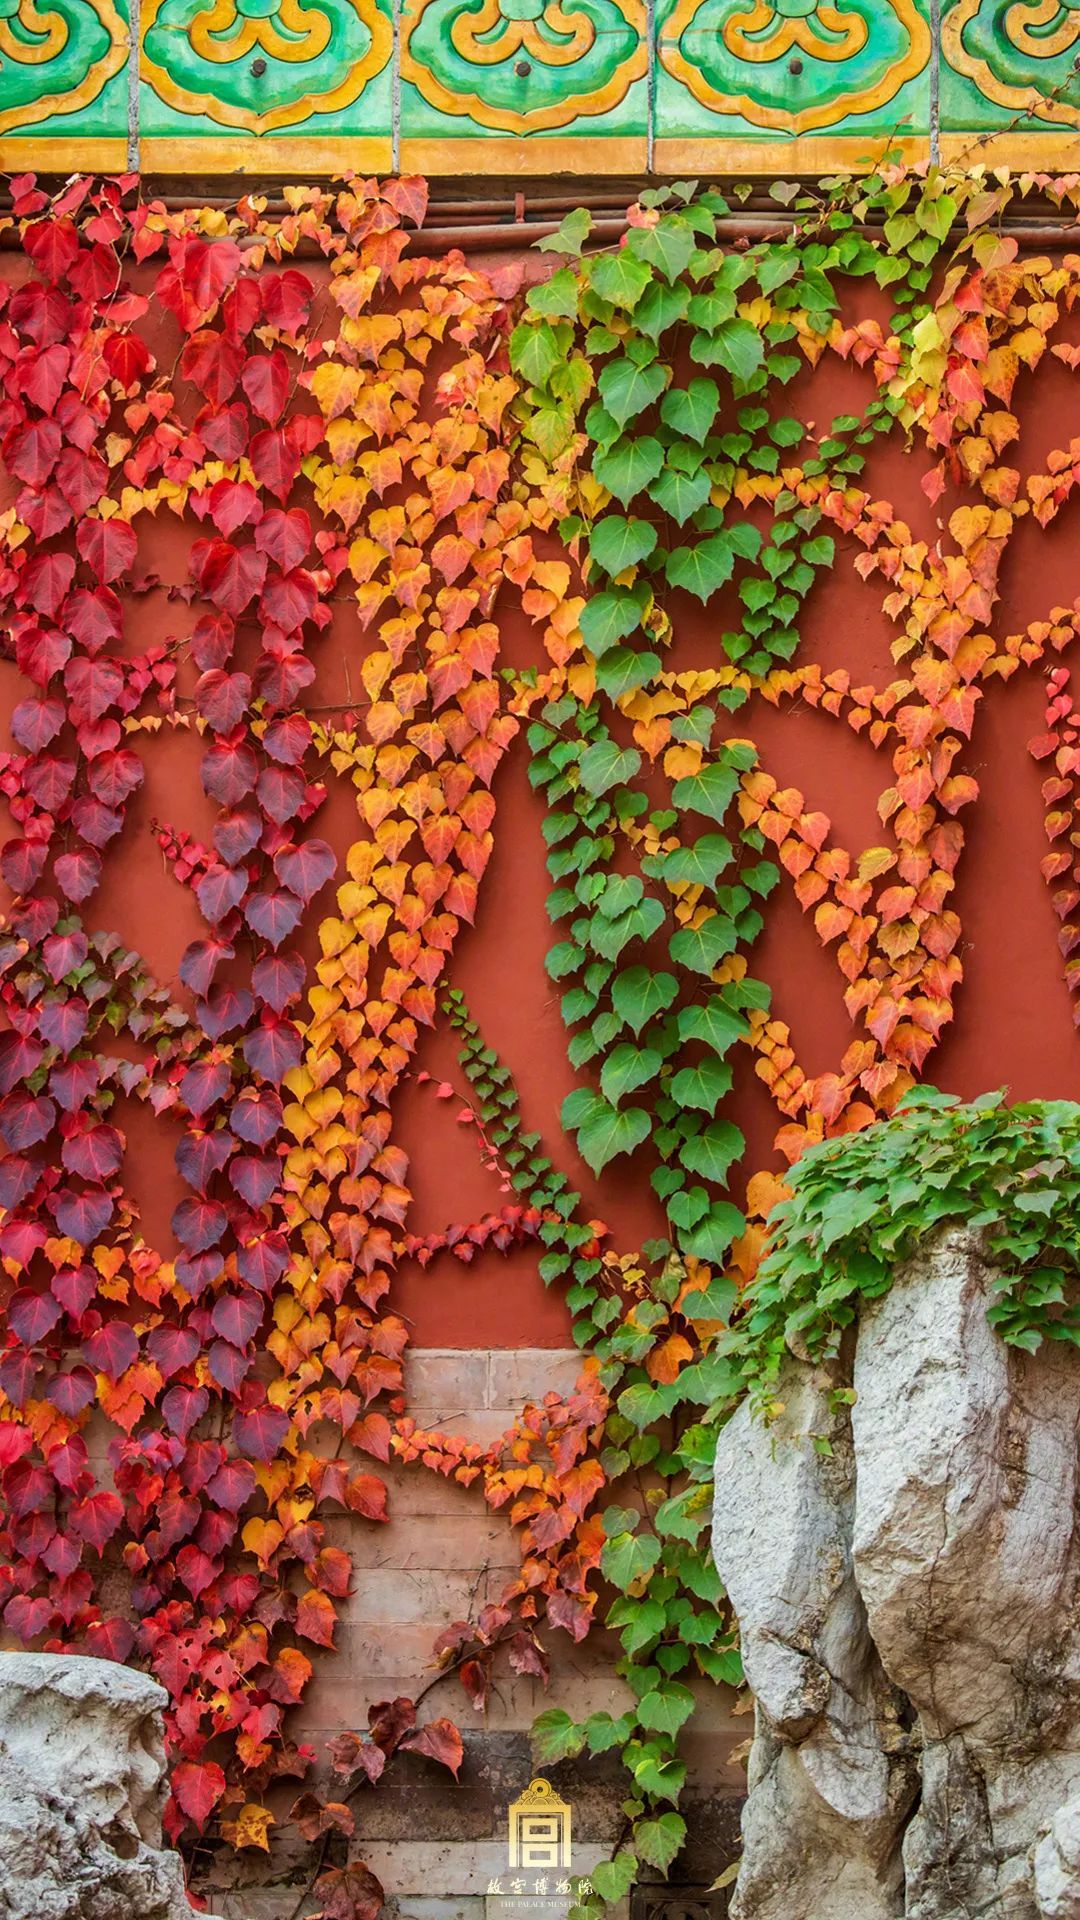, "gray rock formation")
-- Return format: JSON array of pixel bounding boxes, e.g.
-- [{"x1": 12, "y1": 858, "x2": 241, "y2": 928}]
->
[
  {"x1": 0, "y1": 1651, "x2": 223, "y2": 1920},
  {"x1": 713, "y1": 1229, "x2": 1080, "y2": 1920}
]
